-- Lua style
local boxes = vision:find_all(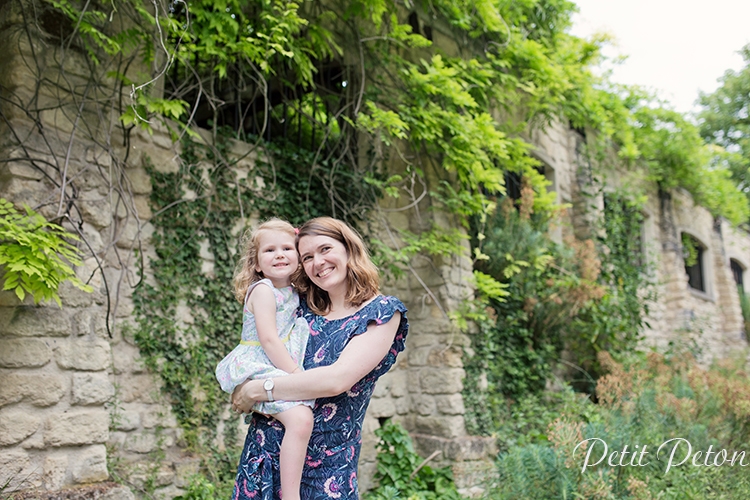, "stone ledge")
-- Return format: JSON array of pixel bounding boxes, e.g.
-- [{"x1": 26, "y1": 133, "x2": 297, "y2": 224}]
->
[
  {"x1": 412, "y1": 433, "x2": 497, "y2": 462},
  {"x1": 10, "y1": 483, "x2": 134, "y2": 500}
]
